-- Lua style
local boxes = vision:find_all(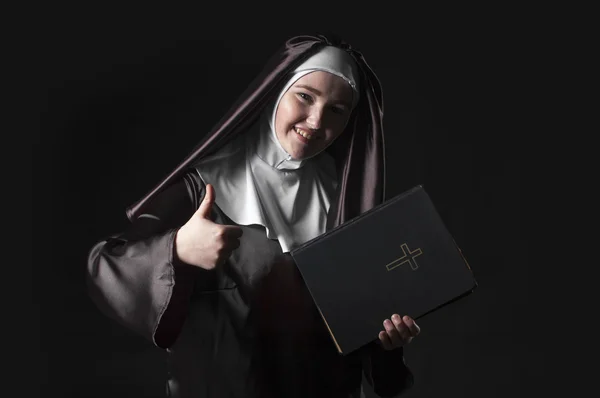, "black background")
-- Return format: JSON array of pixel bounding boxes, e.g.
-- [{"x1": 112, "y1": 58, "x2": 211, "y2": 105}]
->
[{"x1": 30, "y1": 5, "x2": 552, "y2": 398}]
